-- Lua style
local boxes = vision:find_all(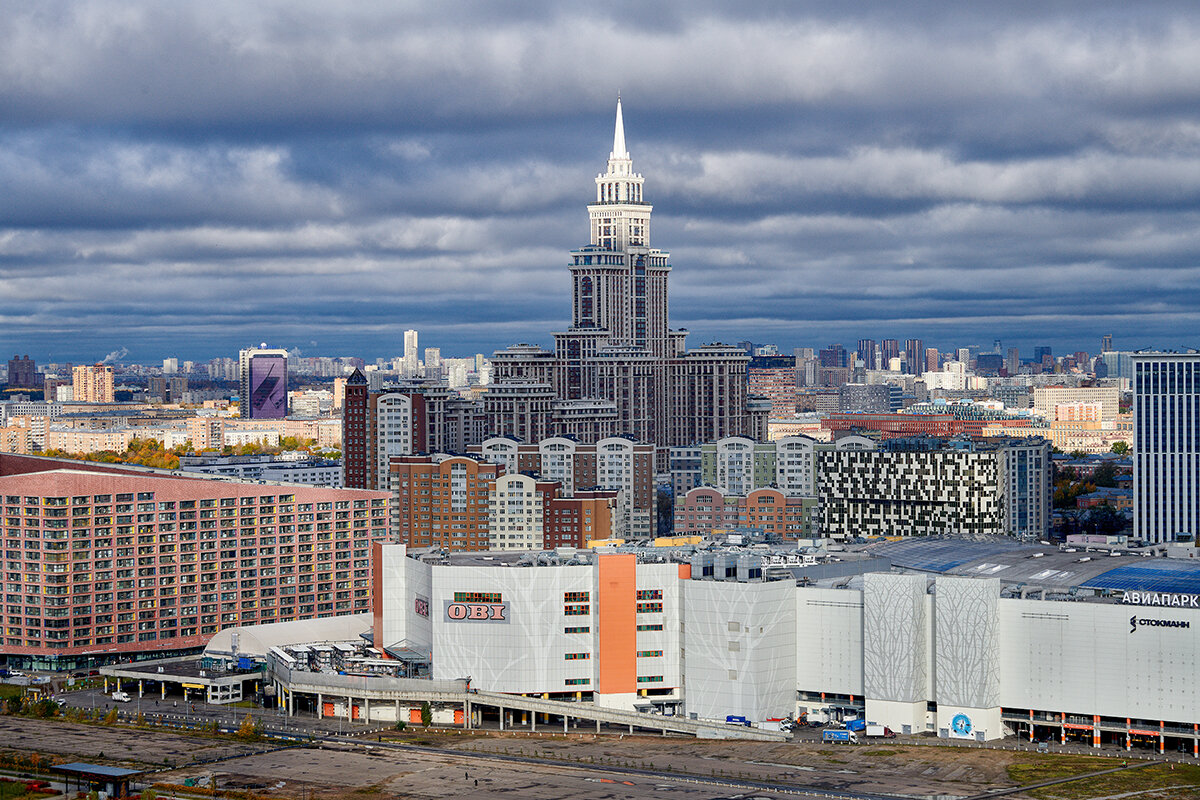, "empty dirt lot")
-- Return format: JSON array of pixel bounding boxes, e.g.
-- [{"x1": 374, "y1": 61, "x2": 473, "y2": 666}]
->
[{"x1": 0, "y1": 718, "x2": 1196, "y2": 799}]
